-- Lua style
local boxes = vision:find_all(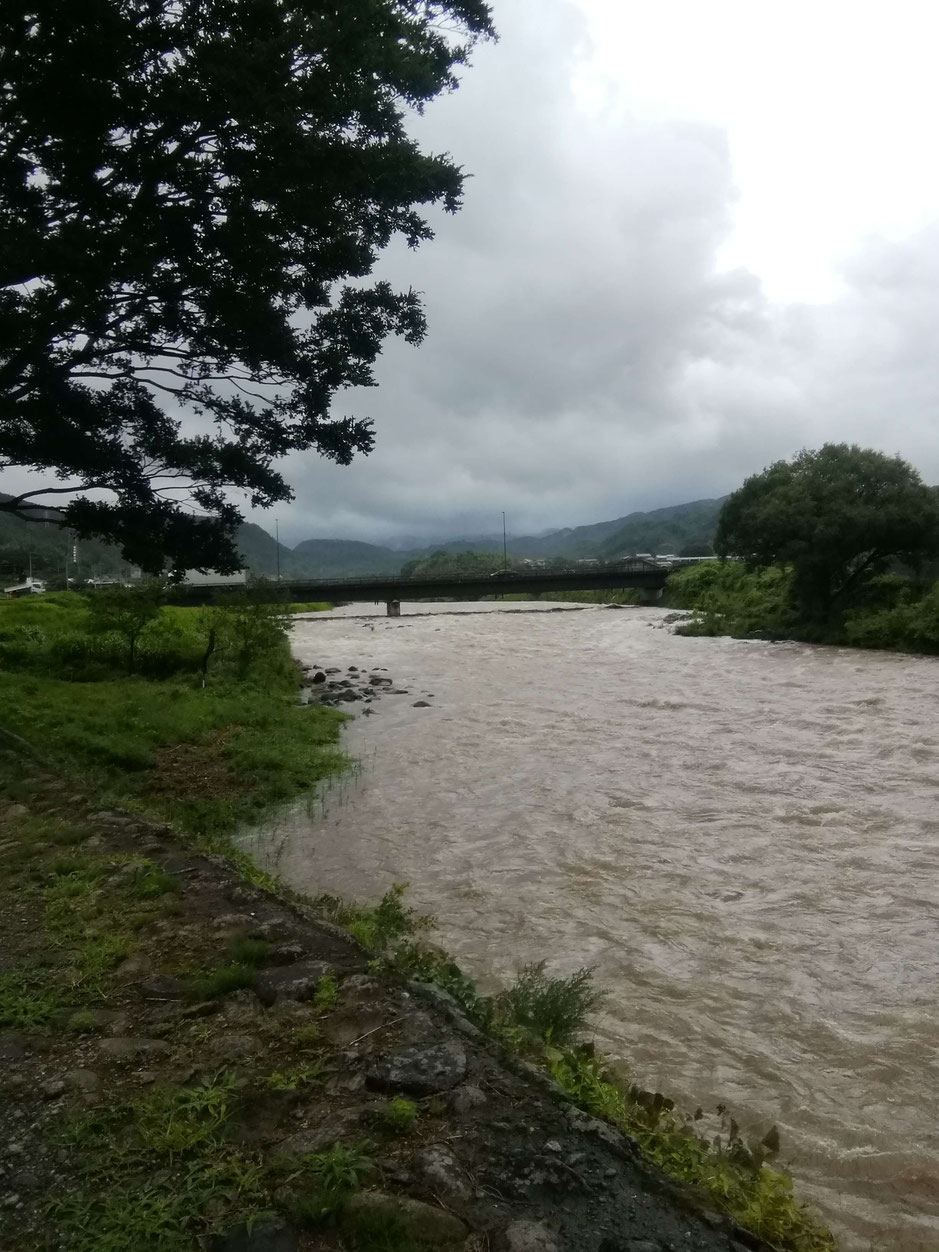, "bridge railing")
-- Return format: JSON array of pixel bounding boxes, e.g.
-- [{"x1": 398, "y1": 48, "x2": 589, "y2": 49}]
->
[{"x1": 255, "y1": 558, "x2": 666, "y2": 590}]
